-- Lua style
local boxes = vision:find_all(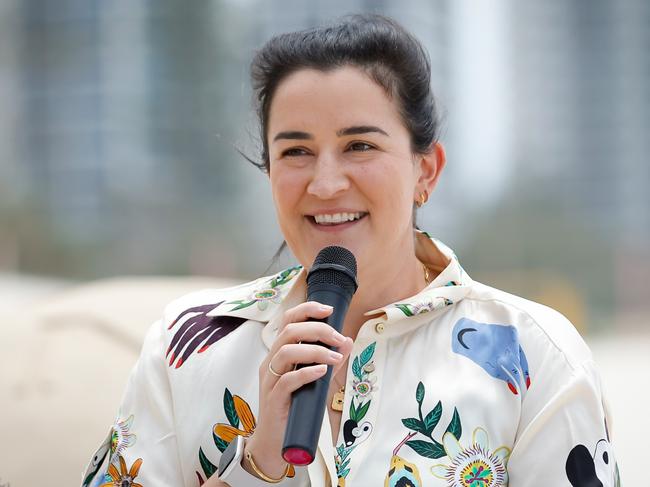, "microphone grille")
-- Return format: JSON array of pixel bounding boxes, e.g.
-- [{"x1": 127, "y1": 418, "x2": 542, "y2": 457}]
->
[
  {"x1": 307, "y1": 246, "x2": 358, "y2": 292},
  {"x1": 313, "y1": 246, "x2": 357, "y2": 275}
]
